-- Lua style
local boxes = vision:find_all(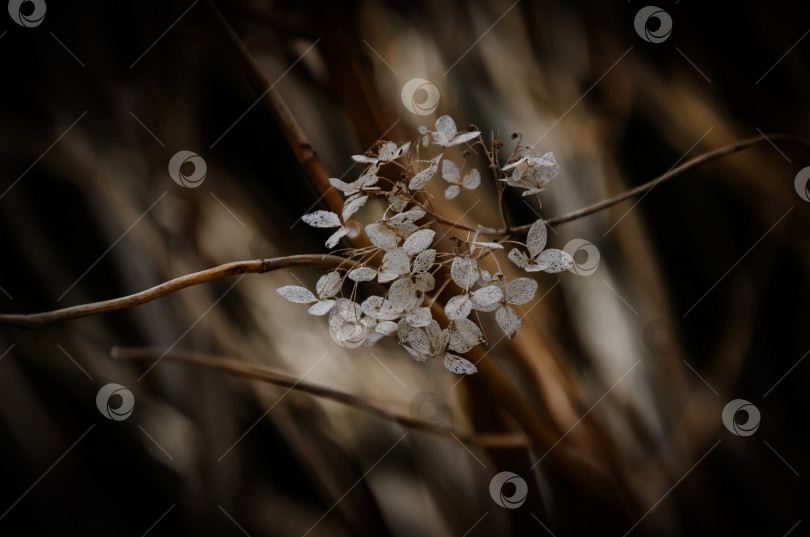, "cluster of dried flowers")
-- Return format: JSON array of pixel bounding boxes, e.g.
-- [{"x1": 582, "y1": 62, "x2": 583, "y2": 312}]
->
[{"x1": 277, "y1": 116, "x2": 575, "y2": 375}]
